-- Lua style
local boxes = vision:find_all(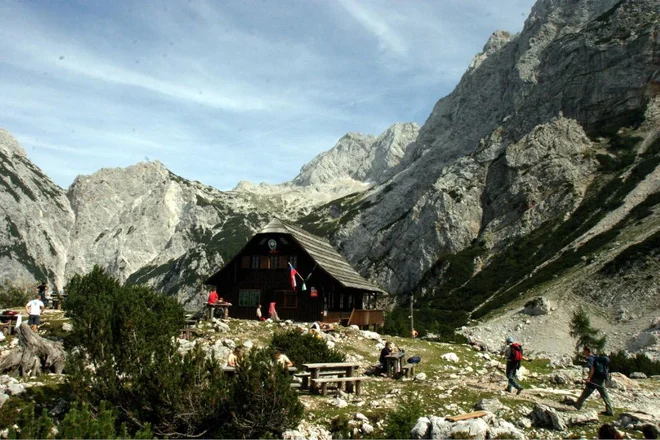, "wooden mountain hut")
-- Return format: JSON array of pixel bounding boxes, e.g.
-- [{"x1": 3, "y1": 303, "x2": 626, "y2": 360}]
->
[{"x1": 205, "y1": 218, "x2": 385, "y2": 327}]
